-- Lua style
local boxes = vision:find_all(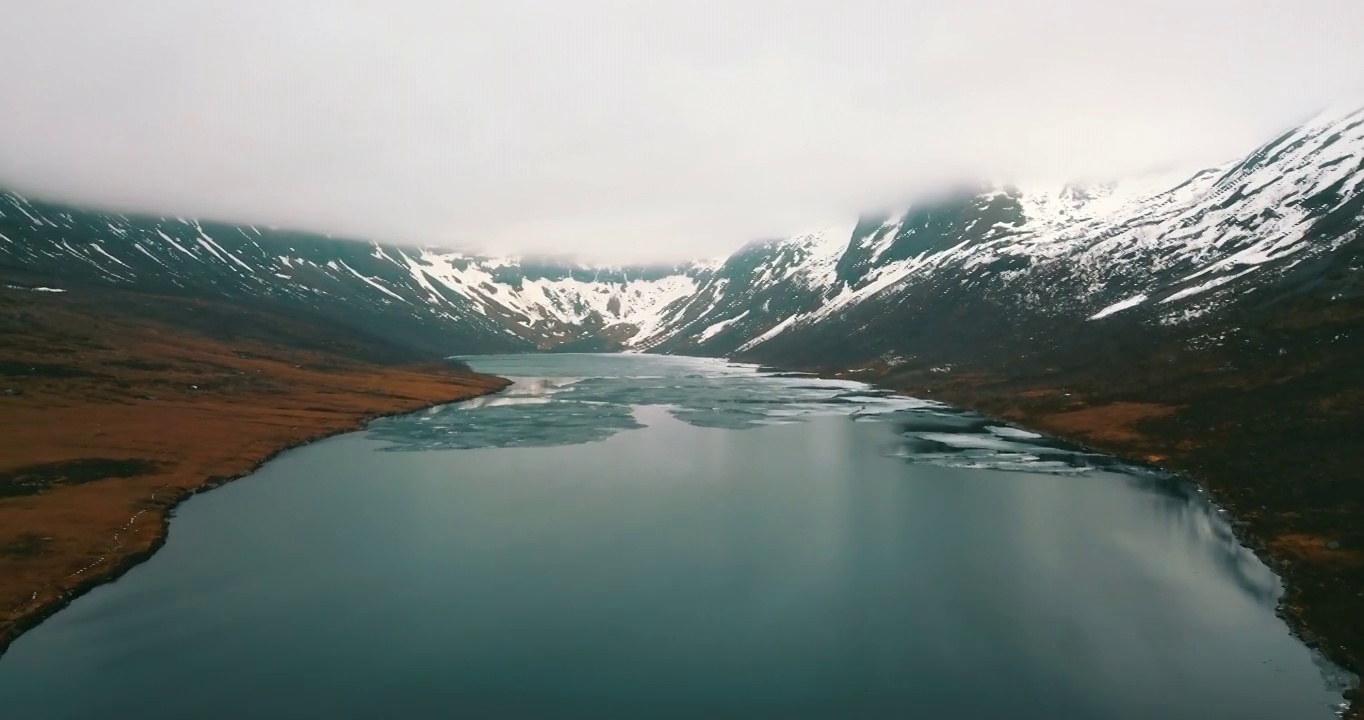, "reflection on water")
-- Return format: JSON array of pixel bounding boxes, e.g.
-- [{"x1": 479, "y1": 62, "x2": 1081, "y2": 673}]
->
[{"x1": 0, "y1": 354, "x2": 1350, "y2": 719}]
